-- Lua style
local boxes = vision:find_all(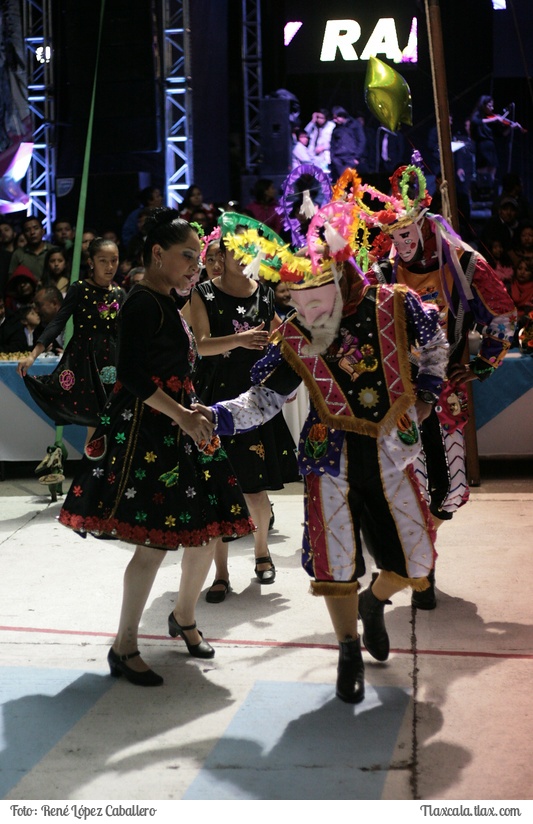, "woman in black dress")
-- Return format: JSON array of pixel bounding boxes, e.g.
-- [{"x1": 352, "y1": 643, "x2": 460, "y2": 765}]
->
[
  {"x1": 59, "y1": 211, "x2": 254, "y2": 685},
  {"x1": 17, "y1": 238, "x2": 123, "y2": 443},
  {"x1": 189, "y1": 215, "x2": 299, "y2": 603}
]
